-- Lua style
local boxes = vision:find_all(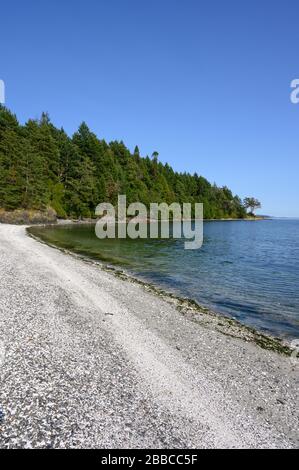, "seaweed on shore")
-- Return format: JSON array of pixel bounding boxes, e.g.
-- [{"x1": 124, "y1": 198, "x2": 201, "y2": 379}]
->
[{"x1": 103, "y1": 266, "x2": 294, "y2": 356}]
